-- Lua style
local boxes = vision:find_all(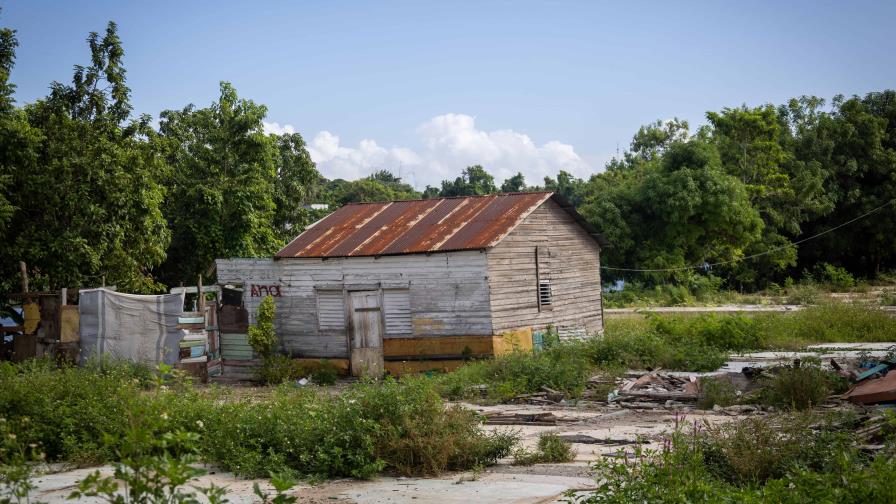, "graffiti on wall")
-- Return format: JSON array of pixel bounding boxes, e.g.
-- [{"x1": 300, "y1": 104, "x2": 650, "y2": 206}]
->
[{"x1": 250, "y1": 284, "x2": 282, "y2": 297}]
